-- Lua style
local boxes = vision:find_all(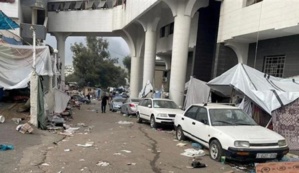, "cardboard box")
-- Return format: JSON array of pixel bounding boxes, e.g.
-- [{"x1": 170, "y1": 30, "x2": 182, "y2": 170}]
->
[{"x1": 256, "y1": 162, "x2": 299, "y2": 173}]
